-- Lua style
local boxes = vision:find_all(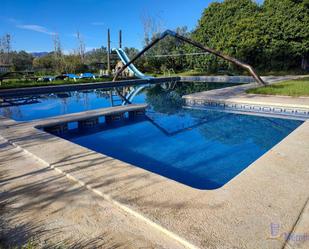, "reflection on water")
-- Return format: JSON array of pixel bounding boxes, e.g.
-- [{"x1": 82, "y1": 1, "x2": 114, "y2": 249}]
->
[
  {"x1": 0, "y1": 81, "x2": 303, "y2": 189},
  {"x1": 65, "y1": 107, "x2": 302, "y2": 189},
  {"x1": 0, "y1": 82, "x2": 234, "y2": 121}
]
